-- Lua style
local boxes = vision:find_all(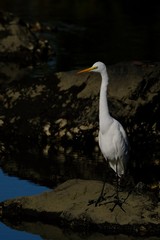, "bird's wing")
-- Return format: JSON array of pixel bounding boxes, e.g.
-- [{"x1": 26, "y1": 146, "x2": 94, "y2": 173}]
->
[
  {"x1": 112, "y1": 121, "x2": 129, "y2": 175},
  {"x1": 119, "y1": 123, "x2": 129, "y2": 149},
  {"x1": 118, "y1": 123, "x2": 130, "y2": 168}
]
